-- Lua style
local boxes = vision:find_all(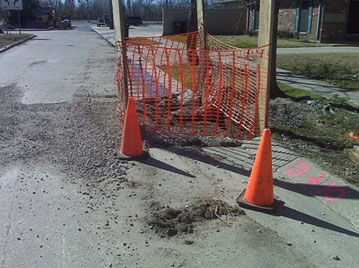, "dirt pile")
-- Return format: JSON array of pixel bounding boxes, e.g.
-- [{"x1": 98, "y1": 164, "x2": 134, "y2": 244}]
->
[{"x1": 146, "y1": 199, "x2": 245, "y2": 237}]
